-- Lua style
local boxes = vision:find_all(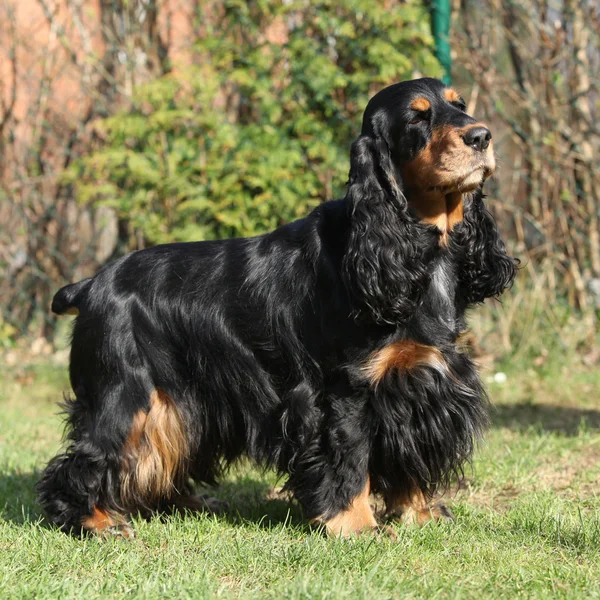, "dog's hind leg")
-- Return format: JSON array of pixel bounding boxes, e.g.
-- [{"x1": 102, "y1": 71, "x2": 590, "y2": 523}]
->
[
  {"x1": 37, "y1": 434, "x2": 133, "y2": 538},
  {"x1": 119, "y1": 388, "x2": 191, "y2": 515},
  {"x1": 121, "y1": 389, "x2": 231, "y2": 521},
  {"x1": 37, "y1": 389, "x2": 135, "y2": 538},
  {"x1": 39, "y1": 385, "x2": 194, "y2": 537}
]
